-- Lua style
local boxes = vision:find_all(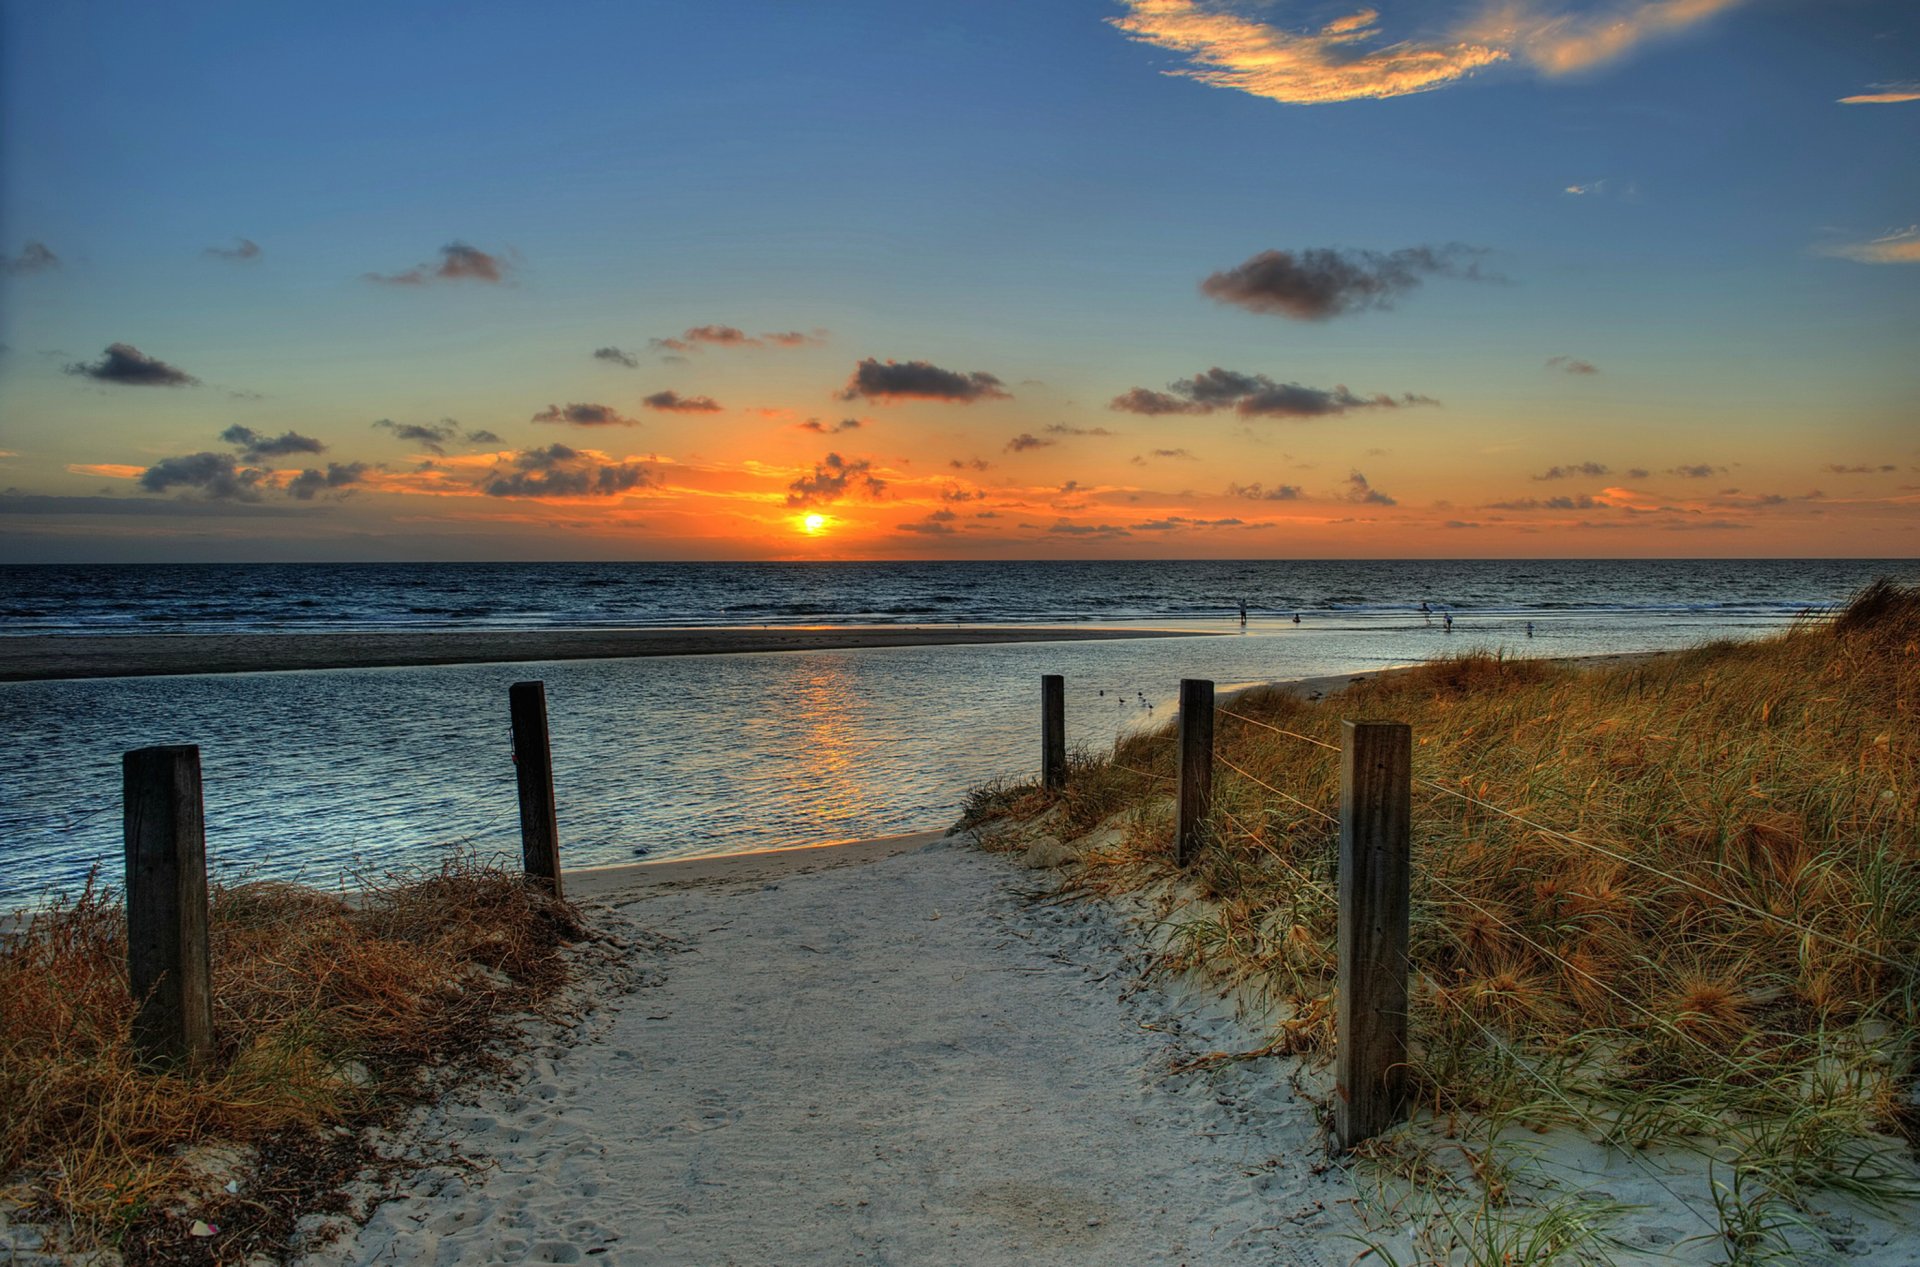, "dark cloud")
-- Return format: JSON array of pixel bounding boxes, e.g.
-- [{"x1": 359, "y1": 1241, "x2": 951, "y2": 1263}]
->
[
  {"x1": 1047, "y1": 519, "x2": 1130, "y2": 538},
  {"x1": 1111, "y1": 367, "x2": 1437, "y2": 419},
  {"x1": 1486, "y1": 494, "x2": 1602, "y2": 511},
  {"x1": 949, "y1": 458, "x2": 991, "y2": 471},
  {"x1": 837, "y1": 358, "x2": 1010, "y2": 403},
  {"x1": 65, "y1": 343, "x2": 198, "y2": 387},
  {"x1": 1199, "y1": 244, "x2": 1494, "y2": 321},
  {"x1": 1532, "y1": 461, "x2": 1609, "y2": 481},
  {"x1": 1227, "y1": 481, "x2": 1304, "y2": 501},
  {"x1": 1005, "y1": 433, "x2": 1055, "y2": 453},
  {"x1": 1546, "y1": 355, "x2": 1599, "y2": 375},
  {"x1": 139, "y1": 452, "x2": 268, "y2": 501},
  {"x1": 374, "y1": 418, "x2": 498, "y2": 455},
  {"x1": 1045, "y1": 424, "x2": 1117, "y2": 437},
  {"x1": 535, "y1": 402, "x2": 642, "y2": 426},
  {"x1": 1824, "y1": 463, "x2": 1898, "y2": 474},
  {"x1": 1667, "y1": 463, "x2": 1723, "y2": 479},
  {"x1": 798, "y1": 417, "x2": 863, "y2": 433},
  {"x1": 640, "y1": 391, "x2": 721, "y2": 414},
  {"x1": 1130, "y1": 516, "x2": 1245, "y2": 531},
  {"x1": 366, "y1": 241, "x2": 509, "y2": 285},
  {"x1": 1131, "y1": 448, "x2": 1195, "y2": 465},
  {"x1": 0, "y1": 492, "x2": 291, "y2": 517},
  {"x1": 1343, "y1": 470, "x2": 1395, "y2": 506},
  {"x1": 6, "y1": 242, "x2": 59, "y2": 275},
  {"x1": 939, "y1": 484, "x2": 986, "y2": 503},
  {"x1": 1626, "y1": 467, "x2": 1650, "y2": 479},
  {"x1": 220, "y1": 425, "x2": 325, "y2": 461},
  {"x1": 205, "y1": 238, "x2": 260, "y2": 262},
  {"x1": 652, "y1": 325, "x2": 826, "y2": 353},
  {"x1": 594, "y1": 346, "x2": 639, "y2": 368},
  {"x1": 285, "y1": 462, "x2": 368, "y2": 500},
  {"x1": 897, "y1": 509, "x2": 959, "y2": 536},
  {"x1": 479, "y1": 444, "x2": 652, "y2": 499},
  {"x1": 787, "y1": 453, "x2": 885, "y2": 508}
]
